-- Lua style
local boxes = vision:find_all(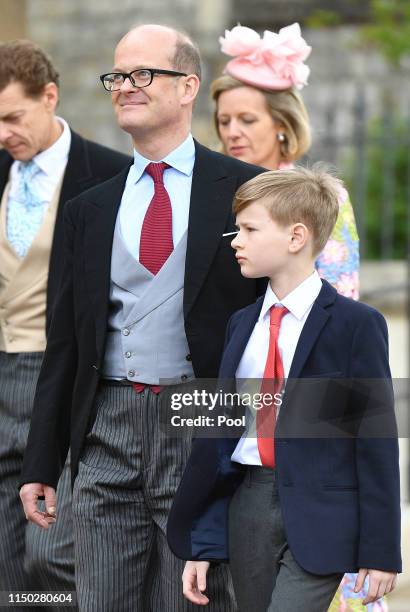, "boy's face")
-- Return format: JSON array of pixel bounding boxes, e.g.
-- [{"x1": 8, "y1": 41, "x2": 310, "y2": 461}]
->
[{"x1": 231, "y1": 201, "x2": 292, "y2": 278}]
